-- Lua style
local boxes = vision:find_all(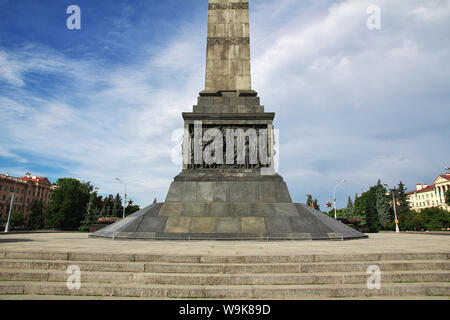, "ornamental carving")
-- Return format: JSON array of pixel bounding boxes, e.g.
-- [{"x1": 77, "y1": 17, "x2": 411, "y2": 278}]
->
[
  {"x1": 209, "y1": 3, "x2": 249, "y2": 10},
  {"x1": 207, "y1": 37, "x2": 250, "y2": 46}
]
